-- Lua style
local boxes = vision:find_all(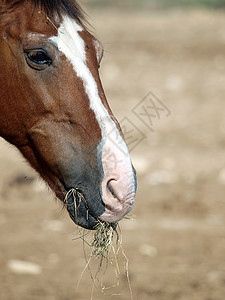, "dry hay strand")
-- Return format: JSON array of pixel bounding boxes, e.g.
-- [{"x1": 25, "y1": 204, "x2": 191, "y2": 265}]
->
[
  {"x1": 64, "y1": 187, "x2": 89, "y2": 221},
  {"x1": 91, "y1": 220, "x2": 118, "y2": 258},
  {"x1": 76, "y1": 221, "x2": 134, "y2": 300}
]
